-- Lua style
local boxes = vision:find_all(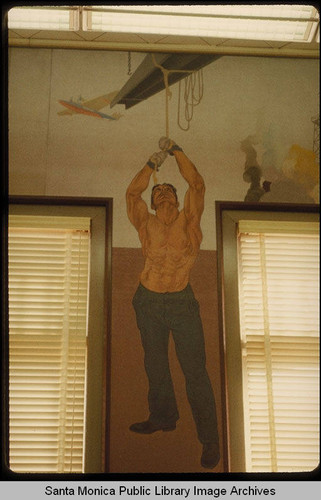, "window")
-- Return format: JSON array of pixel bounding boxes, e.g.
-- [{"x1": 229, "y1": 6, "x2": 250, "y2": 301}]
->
[
  {"x1": 237, "y1": 220, "x2": 319, "y2": 472},
  {"x1": 9, "y1": 215, "x2": 90, "y2": 473},
  {"x1": 6, "y1": 198, "x2": 112, "y2": 474},
  {"x1": 216, "y1": 203, "x2": 319, "y2": 473}
]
